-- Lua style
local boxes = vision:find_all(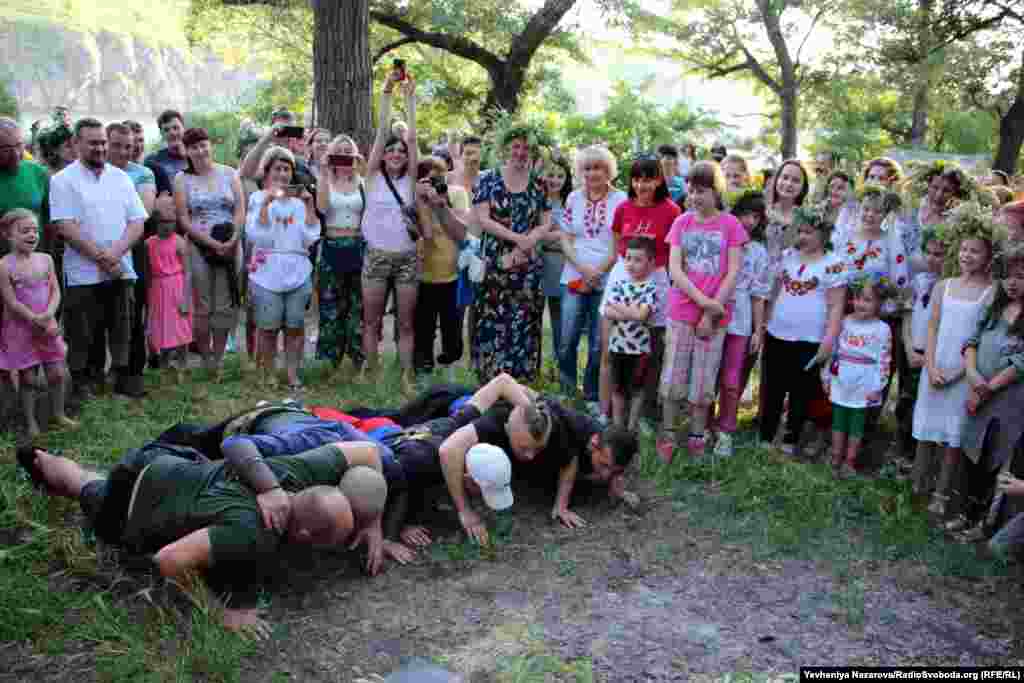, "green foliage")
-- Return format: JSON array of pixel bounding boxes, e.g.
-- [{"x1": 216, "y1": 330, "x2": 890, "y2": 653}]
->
[
  {"x1": 0, "y1": 78, "x2": 17, "y2": 118},
  {"x1": 561, "y1": 79, "x2": 722, "y2": 185},
  {"x1": 186, "y1": 111, "x2": 249, "y2": 165}
]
